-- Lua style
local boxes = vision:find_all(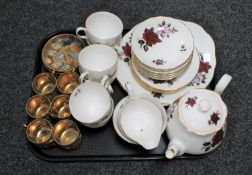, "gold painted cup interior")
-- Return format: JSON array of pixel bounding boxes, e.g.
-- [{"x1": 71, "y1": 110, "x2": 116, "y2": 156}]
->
[
  {"x1": 51, "y1": 95, "x2": 71, "y2": 119},
  {"x1": 52, "y1": 119, "x2": 80, "y2": 147},
  {"x1": 32, "y1": 72, "x2": 56, "y2": 95},
  {"x1": 26, "y1": 95, "x2": 51, "y2": 118},
  {"x1": 26, "y1": 119, "x2": 53, "y2": 145},
  {"x1": 57, "y1": 72, "x2": 79, "y2": 94}
]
